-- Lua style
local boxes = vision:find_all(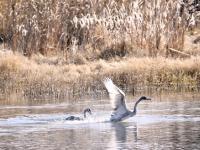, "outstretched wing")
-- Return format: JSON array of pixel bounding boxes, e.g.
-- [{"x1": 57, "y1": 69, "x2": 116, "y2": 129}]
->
[{"x1": 103, "y1": 78, "x2": 128, "y2": 119}]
